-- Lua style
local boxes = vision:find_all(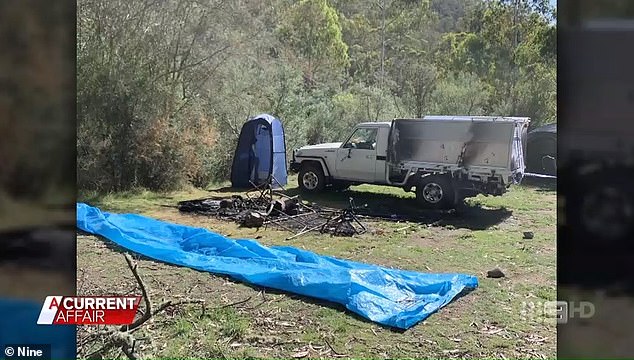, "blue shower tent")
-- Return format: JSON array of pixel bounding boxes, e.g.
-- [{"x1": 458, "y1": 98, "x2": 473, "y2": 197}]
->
[{"x1": 231, "y1": 114, "x2": 287, "y2": 188}]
